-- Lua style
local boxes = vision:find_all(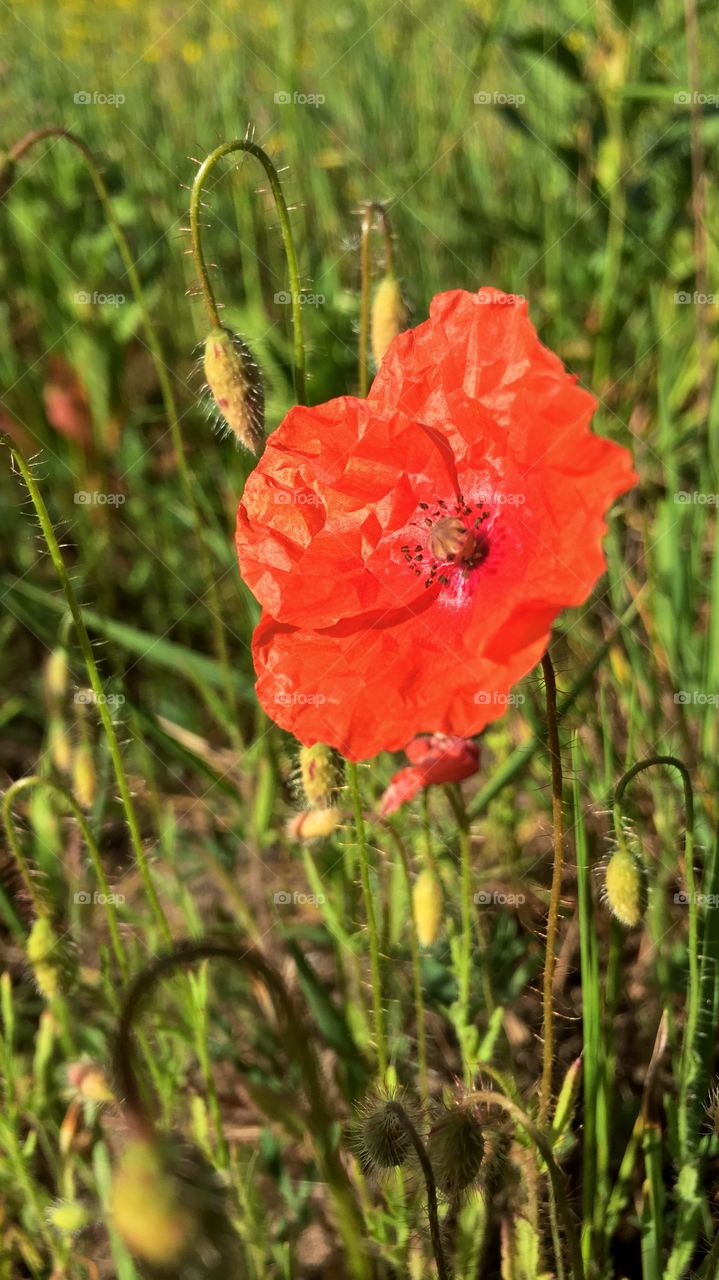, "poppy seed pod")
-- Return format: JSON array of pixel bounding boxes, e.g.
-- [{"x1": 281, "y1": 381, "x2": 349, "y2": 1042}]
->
[
  {"x1": 297, "y1": 743, "x2": 344, "y2": 809},
  {"x1": 371, "y1": 276, "x2": 407, "y2": 367},
  {"x1": 426, "y1": 1103, "x2": 485, "y2": 1199},
  {"x1": 604, "y1": 845, "x2": 647, "y2": 928},
  {"x1": 412, "y1": 868, "x2": 442, "y2": 947},
  {"x1": 203, "y1": 326, "x2": 264, "y2": 454}
]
